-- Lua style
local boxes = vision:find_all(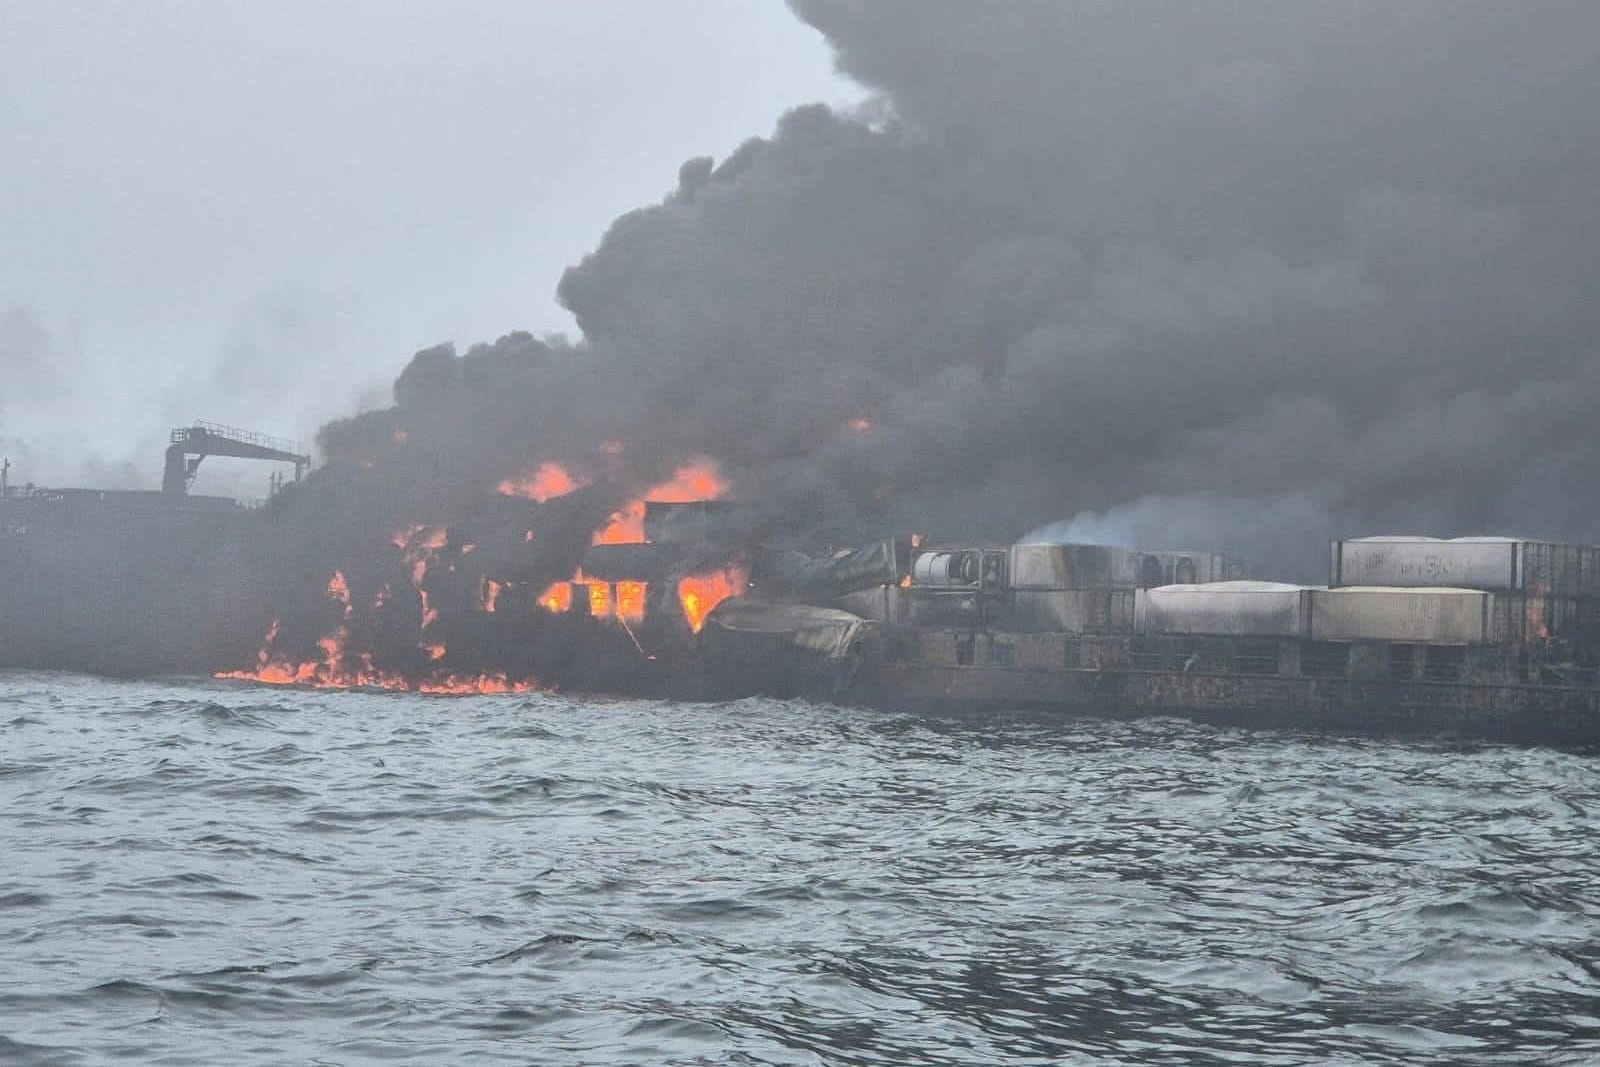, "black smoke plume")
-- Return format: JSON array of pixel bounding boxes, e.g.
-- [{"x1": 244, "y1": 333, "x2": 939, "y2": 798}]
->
[
  {"x1": 299, "y1": 1, "x2": 1600, "y2": 586},
  {"x1": 164, "y1": 0, "x2": 1600, "y2": 683}
]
